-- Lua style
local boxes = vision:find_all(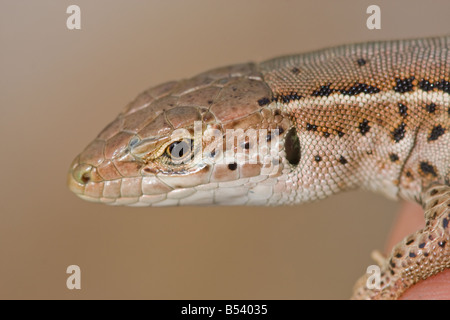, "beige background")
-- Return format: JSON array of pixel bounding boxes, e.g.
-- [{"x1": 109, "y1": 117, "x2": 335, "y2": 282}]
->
[{"x1": 1, "y1": 0, "x2": 449, "y2": 299}]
